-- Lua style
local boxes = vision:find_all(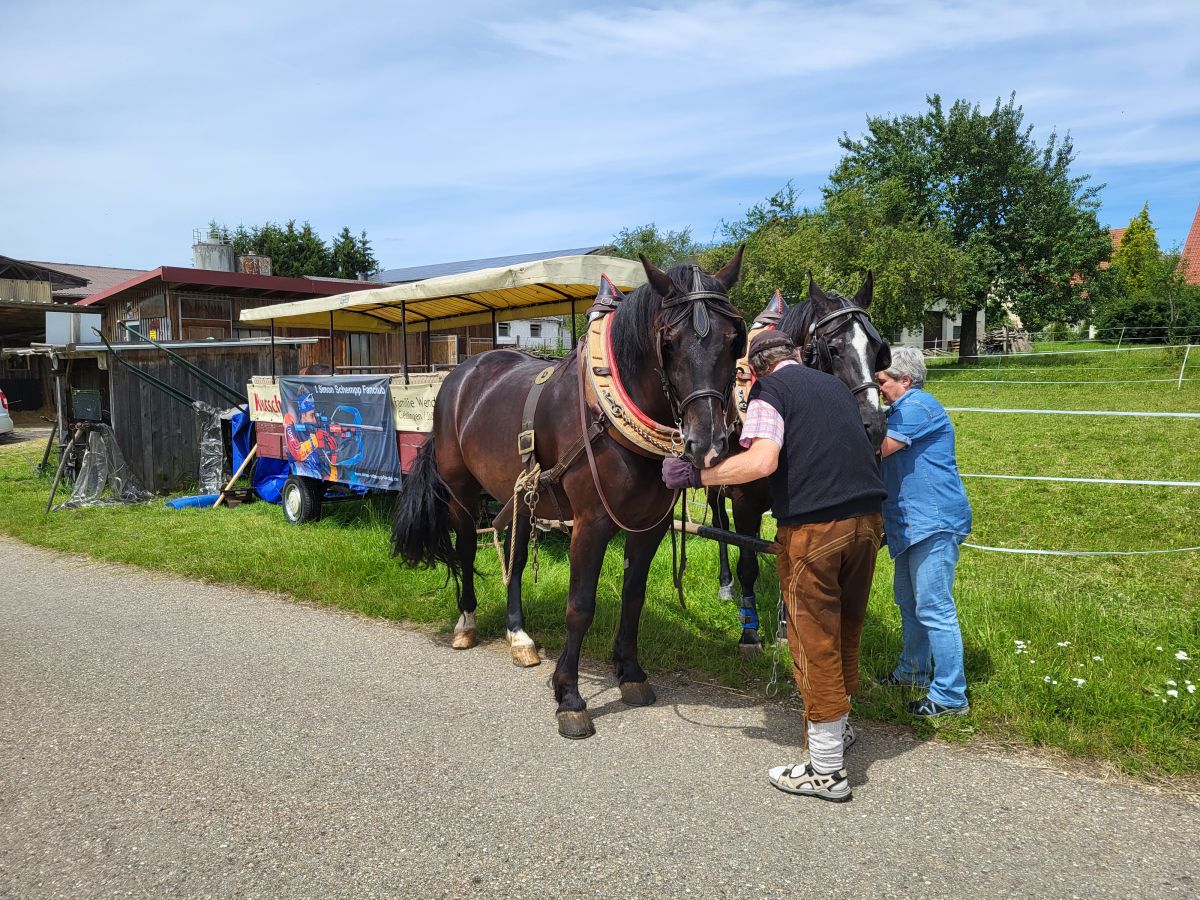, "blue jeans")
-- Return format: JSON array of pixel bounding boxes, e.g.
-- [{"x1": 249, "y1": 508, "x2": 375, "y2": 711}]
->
[{"x1": 890, "y1": 532, "x2": 968, "y2": 708}]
